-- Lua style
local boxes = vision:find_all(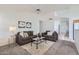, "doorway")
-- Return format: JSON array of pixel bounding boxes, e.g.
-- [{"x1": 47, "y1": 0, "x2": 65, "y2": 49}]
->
[{"x1": 59, "y1": 18, "x2": 69, "y2": 38}]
